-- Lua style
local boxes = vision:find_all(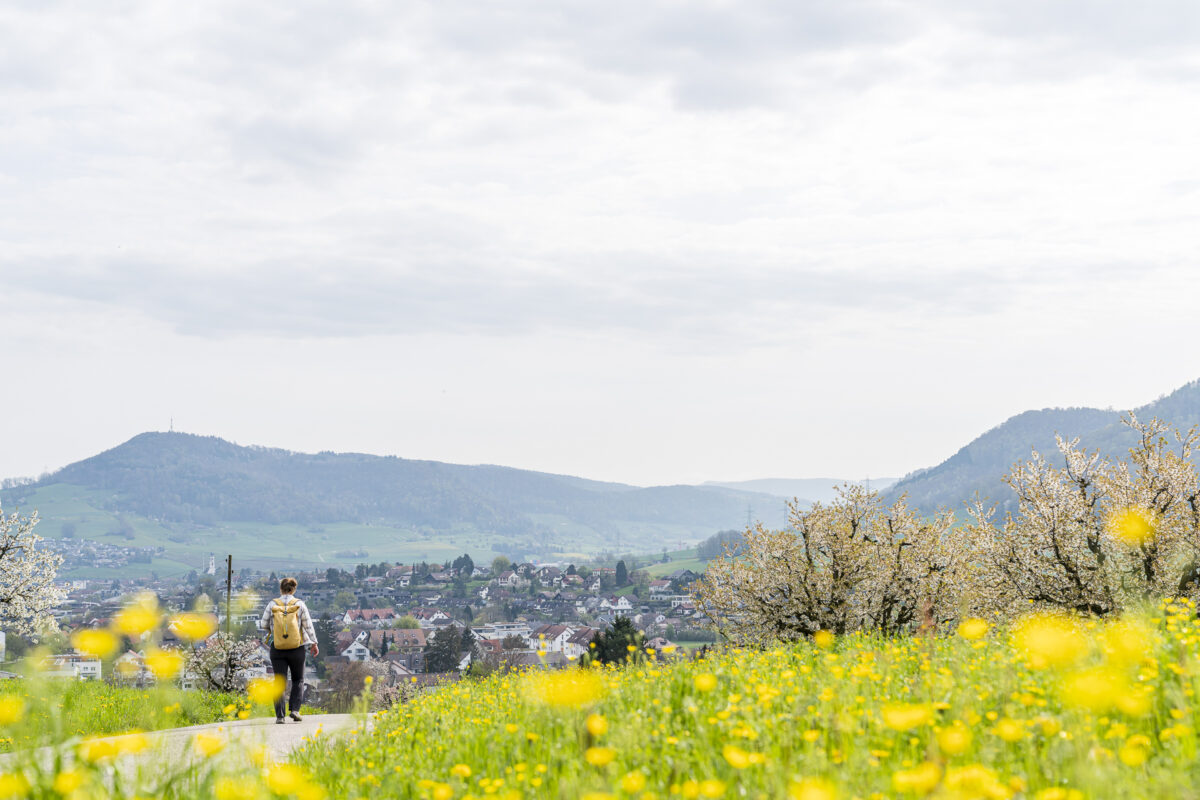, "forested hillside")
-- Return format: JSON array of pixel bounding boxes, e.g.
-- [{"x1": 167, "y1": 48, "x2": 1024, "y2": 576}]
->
[
  {"x1": 887, "y1": 378, "x2": 1200, "y2": 513},
  {"x1": 1, "y1": 432, "x2": 786, "y2": 543}
]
